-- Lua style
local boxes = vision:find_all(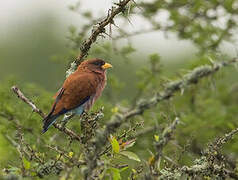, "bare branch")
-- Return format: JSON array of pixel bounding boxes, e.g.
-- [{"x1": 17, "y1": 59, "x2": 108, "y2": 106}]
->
[
  {"x1": 66, "y1": 0, "x2": 134, "y2": 76},
  {"x1": 11, "y1": 86, "x2": 81, "y2": 141},
  {"x1": 12, "y1": 86, "x2": 45, "y2": 117},
  {"x1": 76, "y1": 0, "x2": 133, "y2": 63}
]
